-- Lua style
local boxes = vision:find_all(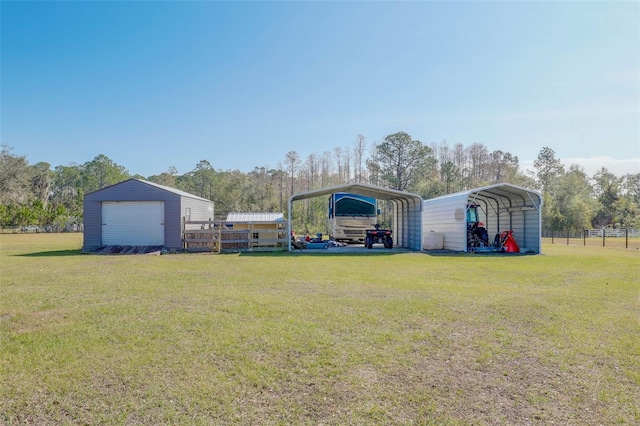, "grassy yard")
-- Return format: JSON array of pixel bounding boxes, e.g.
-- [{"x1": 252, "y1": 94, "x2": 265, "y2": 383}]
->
[{"x1": 1, "y1": 234, "x2": 638, "y2": 425}]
